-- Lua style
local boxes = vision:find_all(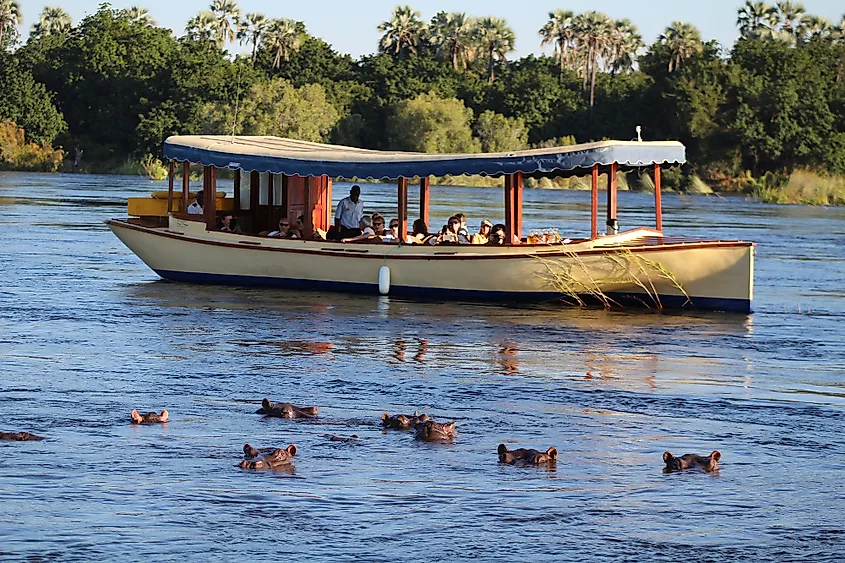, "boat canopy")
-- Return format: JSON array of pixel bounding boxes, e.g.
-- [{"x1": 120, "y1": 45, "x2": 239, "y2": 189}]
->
[{"x1": 163, "y1": 136, "x2": 685, "y2": 180}]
